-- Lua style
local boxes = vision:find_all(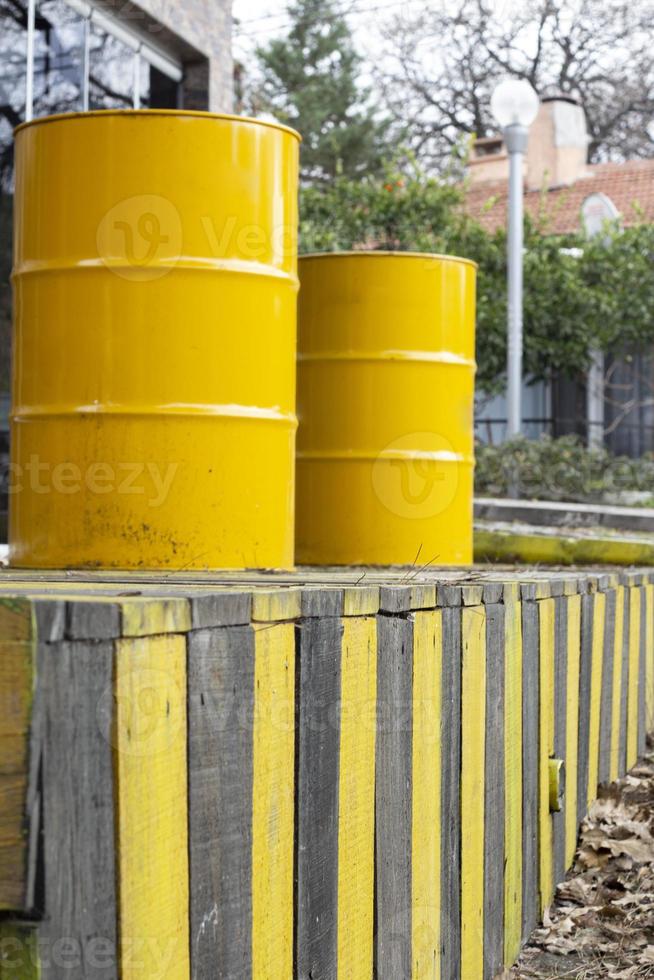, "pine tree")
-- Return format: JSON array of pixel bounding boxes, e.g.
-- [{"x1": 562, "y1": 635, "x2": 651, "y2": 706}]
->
[{"x1": 254, "y1": 0, "x2": 392, "y2": 181}]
